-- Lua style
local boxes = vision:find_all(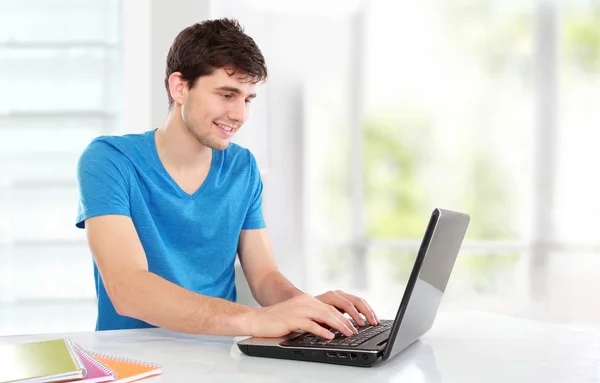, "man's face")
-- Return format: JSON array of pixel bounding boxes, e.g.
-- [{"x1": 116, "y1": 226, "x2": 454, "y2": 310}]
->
[{"x1": 181, "y1": 67, "x2": 257, "y2": 151}]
